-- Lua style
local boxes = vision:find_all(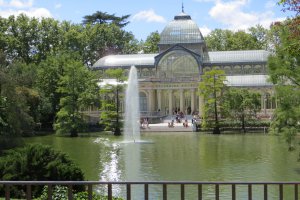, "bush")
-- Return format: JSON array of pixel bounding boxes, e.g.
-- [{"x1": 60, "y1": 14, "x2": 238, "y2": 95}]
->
[
  {"x1": 0, "y1": 144, "x2": 85, "y2": 198},
  {"x1": 35, "y1": 185, "x2": 123, "y2": 200}
]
